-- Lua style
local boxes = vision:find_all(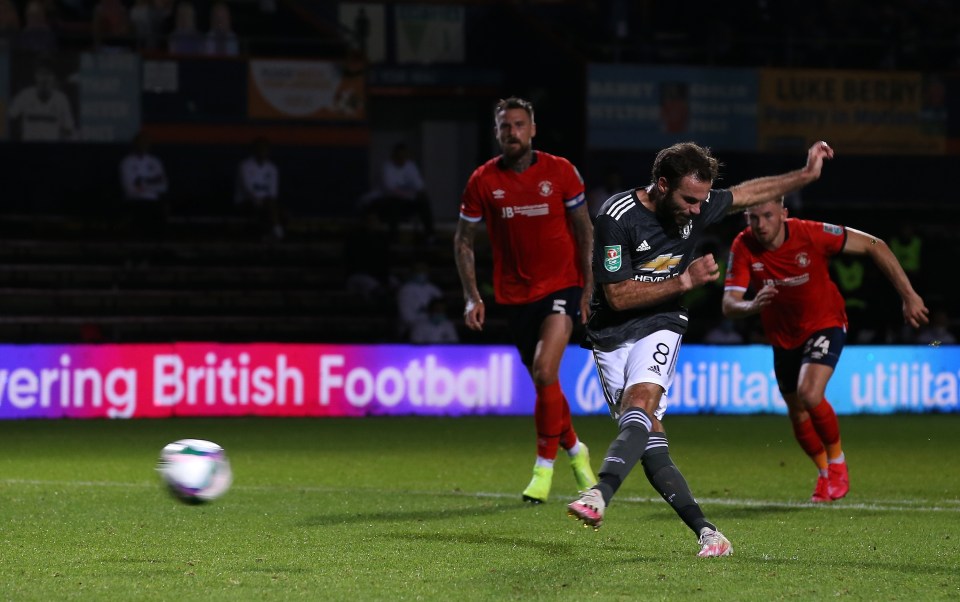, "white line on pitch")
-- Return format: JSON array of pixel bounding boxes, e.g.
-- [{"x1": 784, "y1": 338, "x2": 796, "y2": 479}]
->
[{"x1": 3, "y1": 478, "x2": 958, "y2": 513}]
